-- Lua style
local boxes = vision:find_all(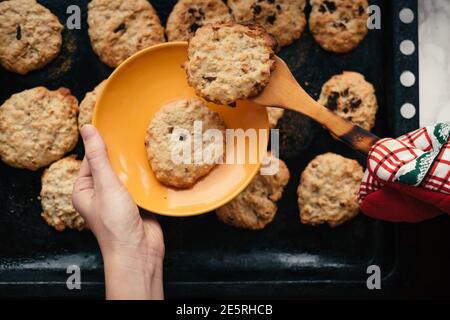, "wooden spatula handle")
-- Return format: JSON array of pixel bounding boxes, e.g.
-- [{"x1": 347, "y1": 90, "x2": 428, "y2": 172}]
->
[
  {"x1": 290, "y1": 102, "x2": 379, "y2": 154},
  {"x1": 260, "y1": 77, "x2": 379, "y2": 154},
  {"x1": 299, "y1": 91, "x2": 380, "y2": 155},
  {"x1": 251, "y1": 57, "x2": 380, "y2": 154},
  {"x1": 317, "y1": 107, "x2": 380, "y2": 154},
  {"x1": 288, "y1": 95, "x2": 379, "y2": 154}
]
